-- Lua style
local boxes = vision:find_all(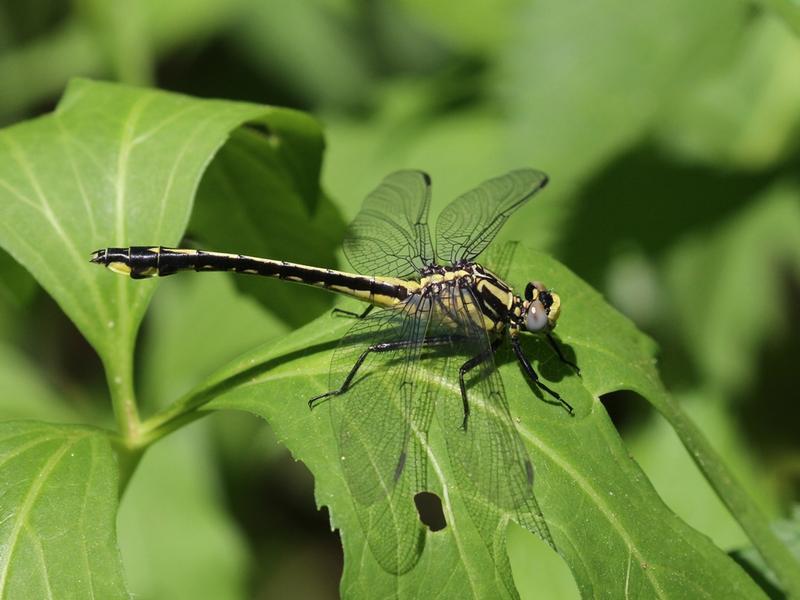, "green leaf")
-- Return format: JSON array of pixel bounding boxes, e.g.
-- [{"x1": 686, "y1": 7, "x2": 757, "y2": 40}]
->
[
  {"x1": 0, "y1": 421, "x2": 126, "y2": 598},
  {"x1": 182, "y1": 246, "x2": 767, "y2": 598},
  {"x1": 191, "y1": 124, "x2": 345, "y2": 327},
  {"x1": 625, "y1": 394, "x2": 772, "y2": 553},
  {"x1": 0, "y1": 78, "x2": 324, "y2": 433}
]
